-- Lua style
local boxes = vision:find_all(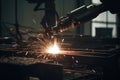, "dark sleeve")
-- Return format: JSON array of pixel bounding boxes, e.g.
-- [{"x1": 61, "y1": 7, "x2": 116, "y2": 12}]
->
[{"x1": 100, "y1": 0, "x2": 120, "y2": 13}]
